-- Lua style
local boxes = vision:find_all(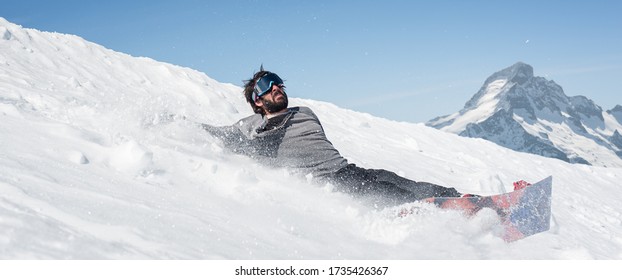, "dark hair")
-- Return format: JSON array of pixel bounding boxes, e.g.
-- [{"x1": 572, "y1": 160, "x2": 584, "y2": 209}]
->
[{"x1": 243, "y1": 68, "x2": 270, "y2": 115}]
